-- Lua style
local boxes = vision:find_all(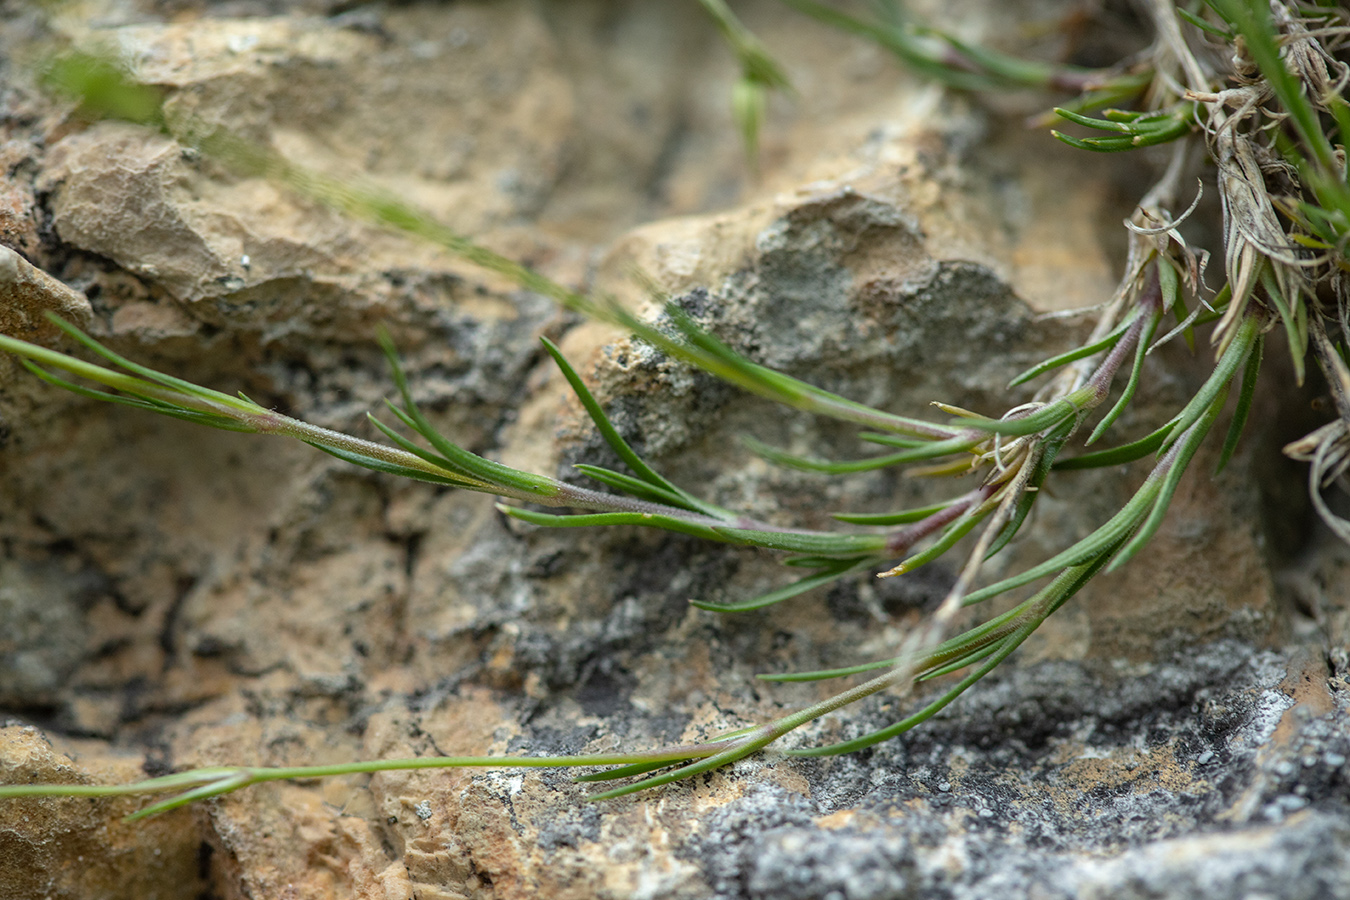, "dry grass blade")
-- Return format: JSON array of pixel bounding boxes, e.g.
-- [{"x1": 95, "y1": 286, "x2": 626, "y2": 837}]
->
[{"x1": 1285, "y1": 314, "x2": 1350, "y2": 541}]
